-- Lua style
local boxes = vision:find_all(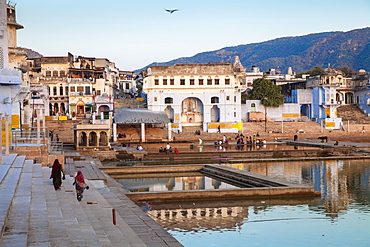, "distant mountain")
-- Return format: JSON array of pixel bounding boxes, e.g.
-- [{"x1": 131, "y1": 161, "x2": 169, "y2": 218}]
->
[{"x1": 139, "y1": 27, "x2": 370, "y2": 74}]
